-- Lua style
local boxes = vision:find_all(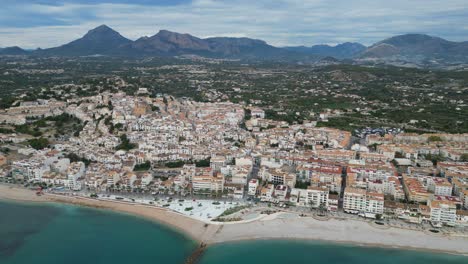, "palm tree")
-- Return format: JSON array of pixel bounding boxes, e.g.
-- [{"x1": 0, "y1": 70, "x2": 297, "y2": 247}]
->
[{"x1": 318, "y1": 202, "x2": 327, "y2": 216}]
